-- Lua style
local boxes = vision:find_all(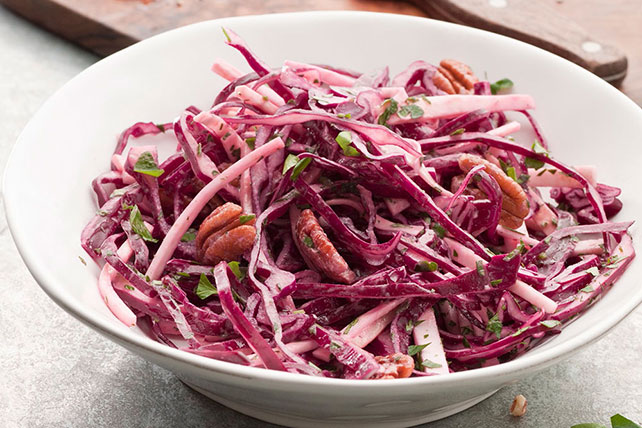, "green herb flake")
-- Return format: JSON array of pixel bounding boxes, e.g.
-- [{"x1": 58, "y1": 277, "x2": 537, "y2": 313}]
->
[
  {"x1": 110, "y1": 188, "x2": 127, "y2": 199},
  {"x1": 475, "y1": 260, "x2": 486, "y2": 278},
  {"x1": 78, "y1": 256, "x2": 87, "y2": 266},
  {"x1": 133, "y1": 151, "x2": 165, "y2": 178},
  {"x1": 586, "y1": 266, "x2": 600, "y2": 277},
  {"x1": 486, "y1": 313, "x2": 502, "y2": 339},
  {"x1": 490, "y1": 78, "x2": 514, "y2": 95},
  {"x1": 124, "y1": 284, "x2": 135, "y2": 291},
  {"x1": 408, "y1": 343, "x2": 429, "y2": 356},
  {"x1": 343, "y1": 317, "x2": 359, "y2": 334},
  {"x1": 129, "y1": 205, "x2": 158, "y2": 243},
  {"x1": 405, "y1": 319, "x2": 424, "y2": 334},
  {"x1": 398, "y1": 104, "x2": 424, "y2": 119},
  {"x1": 329, "y1": 341, "x2": 342, "y2": 351},
  {"x1": 490, "y1": 279, "x2": 503, "y2": 287},
  {"x1": 303, "y1": 235, "x2": 315, "y2": 248},
  {"x1": 540, "y1": 319, "x2": 561, "y2": 329},
  {"x1": 432, "y1": 223, "x2": 446, "y2": 238},
  {"x1": 195, "y1": 273, "x2": 218, "y2": 299},
  {"x1": 580, "y1": 285, "x2": 594, "y2": 293},
  {"x1": 180, "y1": 229, "x2": 197, "y2": 242},
  {"x1": 290, "y1": 157, "x2": 312, "y2": 181},
  {"x1": 450, "y1": 128, "x2": 466, "y2": 136},
  {"x1": 227, "y1": 261, "x2": 245, "y2": 281},
  {"x1": 231, "y1": 146, "x2": 241, "y2": 160},
  {"x1": 377, "y1": 98, "x2": 398, "y2": 127},
  {"x1": 420, "y1": 359, "x2": 443, "y2": 369},
  {"x1": 462, "y1": 336, "x2": 471, "y2": 348},
  {"x1": 239, "y1": 214, "x2": 256, "y2": 225},
  {"x1": 196, "y1": 143, "x2": 202, "y2": 156},
  {"x1": 335, "y1": 131, "x2": 360, "y2": 157},
  {"x1": 155, "y1": 123, "x2": 166, "y2": 133},
  {"x1": 525, "y1": 156, "x2": 545, "y2": 170},
  {"x1": 610, "y1": 413, "x2": 642, "y2": 428},
  {"x1": 415, "y1": 261, "x2": 438, "y2": 272},
  {"x1": 282, "y1": 154, "x2": 300, "y2": 175},
  {"x1": 245, "y1": 137, "x2": 256, "y2": 150}
]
